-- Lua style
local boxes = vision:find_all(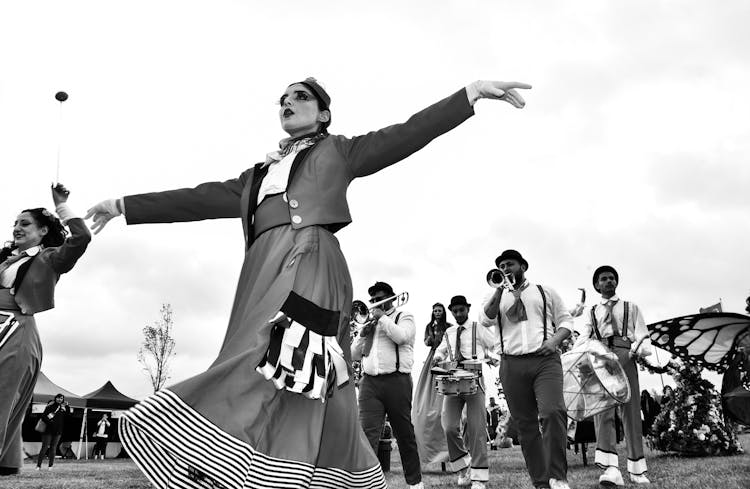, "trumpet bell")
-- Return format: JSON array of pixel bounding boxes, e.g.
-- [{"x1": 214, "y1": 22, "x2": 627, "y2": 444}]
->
[
  {"x1": 487, "y1": 269, "x2": 505, "y2": 288},
  {"x1": 487, "y1": 269, "x2": 514, "y2": 289}
]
